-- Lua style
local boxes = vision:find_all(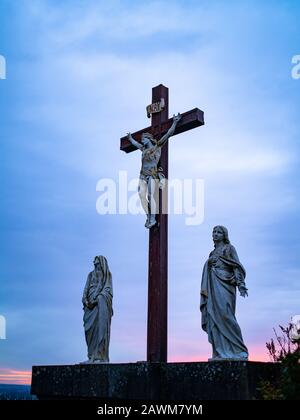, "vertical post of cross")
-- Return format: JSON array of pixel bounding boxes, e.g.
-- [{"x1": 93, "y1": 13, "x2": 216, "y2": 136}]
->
[
  {"x1": 147, "y1": 84, "x2": 169, "y2": 362},
  {"x1": 120, "y1": 84, "x2": 204, "y2": 363}
]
